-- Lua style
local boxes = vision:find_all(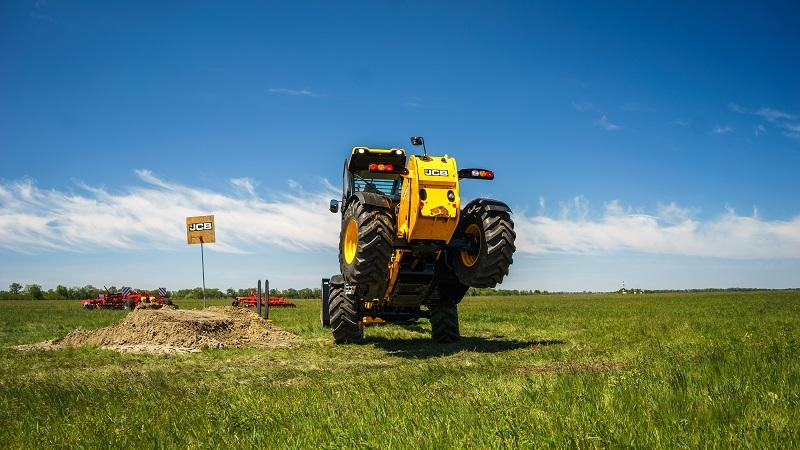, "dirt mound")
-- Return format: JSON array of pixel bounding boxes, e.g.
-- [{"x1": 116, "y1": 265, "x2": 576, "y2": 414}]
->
[{"x1": 15, "y1": 306, "x2": 298, "y2": 354}]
